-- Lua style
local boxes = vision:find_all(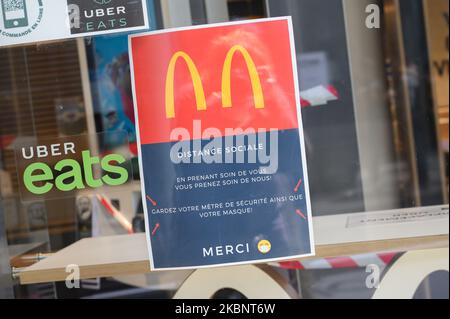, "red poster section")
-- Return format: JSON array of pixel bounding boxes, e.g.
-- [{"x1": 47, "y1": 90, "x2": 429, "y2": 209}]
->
[{"x1": 130, "y1": 19, "x2": 299, "y2": 145}]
